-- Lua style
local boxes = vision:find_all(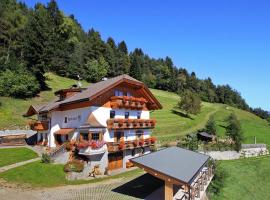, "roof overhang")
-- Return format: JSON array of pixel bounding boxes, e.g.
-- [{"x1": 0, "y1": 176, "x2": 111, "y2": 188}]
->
[
  {"x1": 24, "y1": 105, "x2": 39, "y2": 117},
  {"x1": 54, "y1": 128, "x2": 75, "y2": 135}
]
